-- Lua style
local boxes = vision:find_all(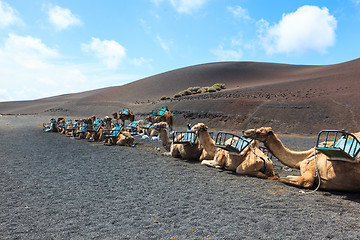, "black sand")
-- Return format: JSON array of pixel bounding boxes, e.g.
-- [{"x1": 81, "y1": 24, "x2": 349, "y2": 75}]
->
[{"x1": 1, "y1": 115, "x2": 360, "y2": 239}]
